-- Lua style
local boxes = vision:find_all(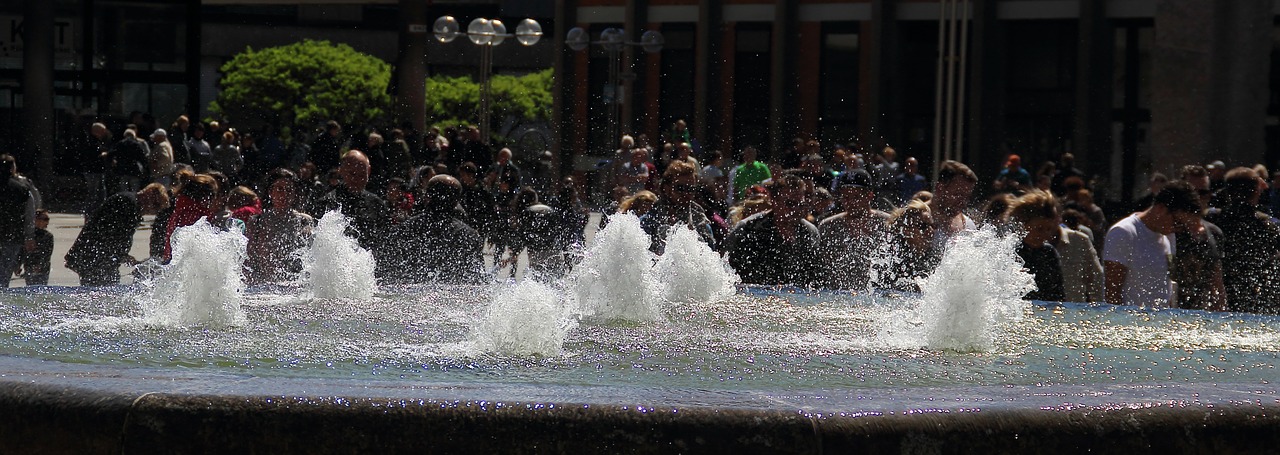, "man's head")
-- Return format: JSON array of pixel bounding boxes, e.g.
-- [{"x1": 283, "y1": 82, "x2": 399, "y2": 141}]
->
[
  {"x1": 833, "y1": 169, "x2": 874, "y2": 214},
  {"x1": 1207, "y1": 161, "x2": 1226, "y2": 181},
  {"x1": 677, "y1": 142, "x2": 692, "y2": 158},
  {"x1": 267, "y1": 169, "x2": 300, "y2": 210},
  {"x1": 339, "y1": 150, "x2": 371, "y2": 191},
  {"x1": 496, "y1": 148, "x2": 513, "y2": 164},
  {"x1": 630, "y1": 148, "x2": 647, "y2": 165},
  {"x1": 882, "y1": 146, "x2": 897, "y2": 163},
  {"x1": 1060, "y1": 153, "x2": 1075, "y2": 168},
  {"x1": 90, "y1": 122, "x2": 108, "y2": 139},
  {"x1": 326, "y1": 120, "x2": 341, "y2": 136},
  {"x1": 34, "y1": 209, "x2": 49, "y2": 230},
  {"x1": 137, "y1": 183, "x2": 171, "y2": 215},
  {"x1": 1181, "y1": 165, "x2": 1211, "y2": 209},
  {"x1": 661, "y1": 161, "x2": 700, "y2": 206},
  {"x1": 0, "y1": 154, "x2": 15, "y2": 178},
  {"x1": 620, "y1": 135, "x2": 635, "y2": 150},
  {"x1": 151, "y1": 129, "x2": 168, "y2": 143},
  {"x1": 1148, "y1": 172, "x2": 1169, "y2": 195},
  {"x1": 423, "y1": 174, "x2": 463, "y2": 212},
  {"x1": 1007, "y1": 190, "x2": 1060, "y2": 245},
  {"x1": 1219, "y1": 166, "x2": 1265, "y2": 208},
  {"x1": 457, "y1": 162, "x2": 479, "y2": 186},
  {"x1": 766, "y1": 174, "x2": 808, "y2": 221},
  {"x1": 933, "y1": 160, "x2": 978, "y2": 215},
  {"x1": 367, "y1": 132, "x2": 383, "y2": 148},
  {"x1": 742, "y1": 146, "x2": 758, "y2": 163},
  {"x1": 1005, "y1": 154, "x2": 1022, "y2": 170},
  {"x1": 904, "y1": 157, "x2": 919, "y2": 175},
  {"x1": 1149, "y1": 179, "x2": 1201, "y2": 235}
]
